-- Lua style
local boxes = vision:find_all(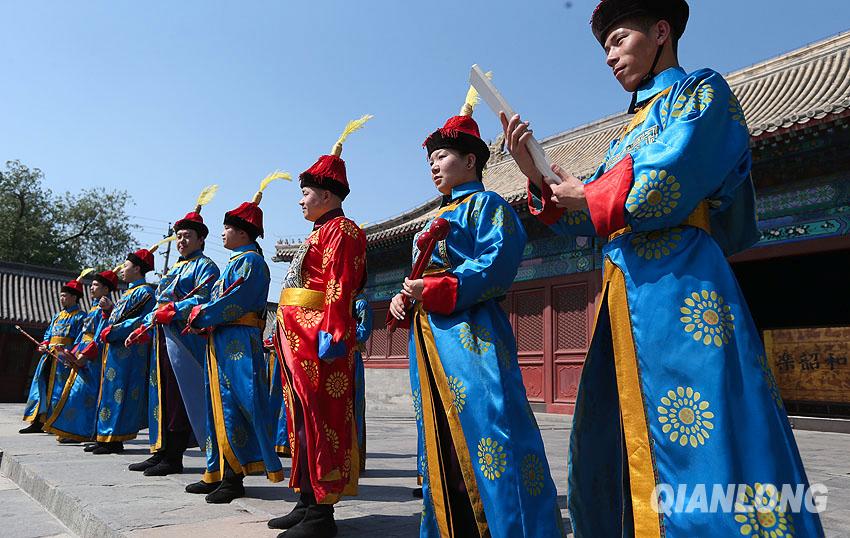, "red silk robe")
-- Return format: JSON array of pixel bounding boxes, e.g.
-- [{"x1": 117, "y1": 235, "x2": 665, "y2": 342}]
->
[{"x1": 274, "y1": 213, "x2": 366, "y2": 504}]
